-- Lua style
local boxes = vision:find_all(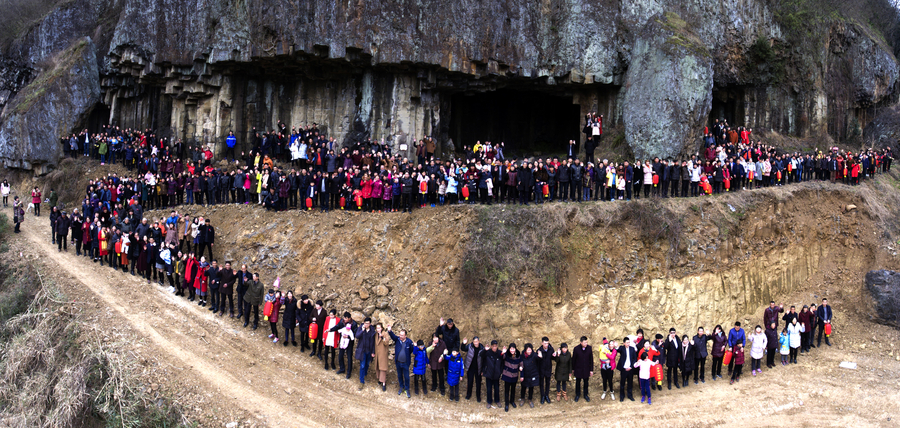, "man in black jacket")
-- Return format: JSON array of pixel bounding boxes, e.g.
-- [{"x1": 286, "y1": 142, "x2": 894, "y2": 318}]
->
[
  {"x1": 297, "y1": 295, "x2": 313, "y2": 352},
  {"x1": 217, "y1": 262, "x2": 237, "y2": 317},
  {"x1": 665, "y1": 328, "x2": 682, "y2": 389},
  {"x1": 693, "y1": 327, "x2": 711, "y2": 384},
  {"x1": 309, "y1": 301, "x2": 327, "y2": 358},
  {"x1": 536, "y1": 337, "x2": 555, "y2": 405},
  {"x1": 400, "y1": 173, "x2": 414, "y2": 213},
  {"x1": 329, "y1": 312, "x2": 359, "y2": 378},
  {"x1": 198, "y1": 219, "x2": 214, "y2": 261},
  {"x1": 617, "y1": 337, "x2": 638, "y2": 402},
  {"x1": 480, "y1": 340, "x2": 503, "y2": 409},
  {"x1": 235, "y1": 264, "x2": 252, "y2": 319},
  {"x1": 55, "y1": 211, "x2": 71, "y2": 252},
  {"x1": 206, "y1": 260, "x2": 220, "y2": 313},
  {"x1": 434, "y1": 317, "x2": 461, "y2": 353}
]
